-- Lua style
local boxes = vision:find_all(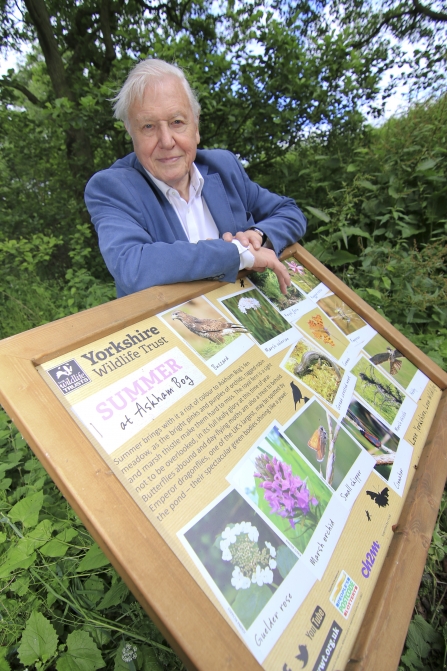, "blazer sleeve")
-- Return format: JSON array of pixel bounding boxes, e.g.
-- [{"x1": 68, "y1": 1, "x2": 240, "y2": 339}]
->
[{"x1": 85, "y1": 167, "x2": 241, "y2": 297}]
